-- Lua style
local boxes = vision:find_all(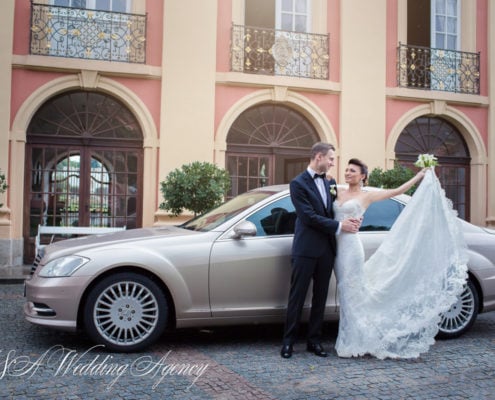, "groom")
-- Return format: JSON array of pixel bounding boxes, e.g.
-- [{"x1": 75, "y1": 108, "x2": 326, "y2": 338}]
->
[{"x1": 281, "y1": 142, "x2": 360, "y2": 358}]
